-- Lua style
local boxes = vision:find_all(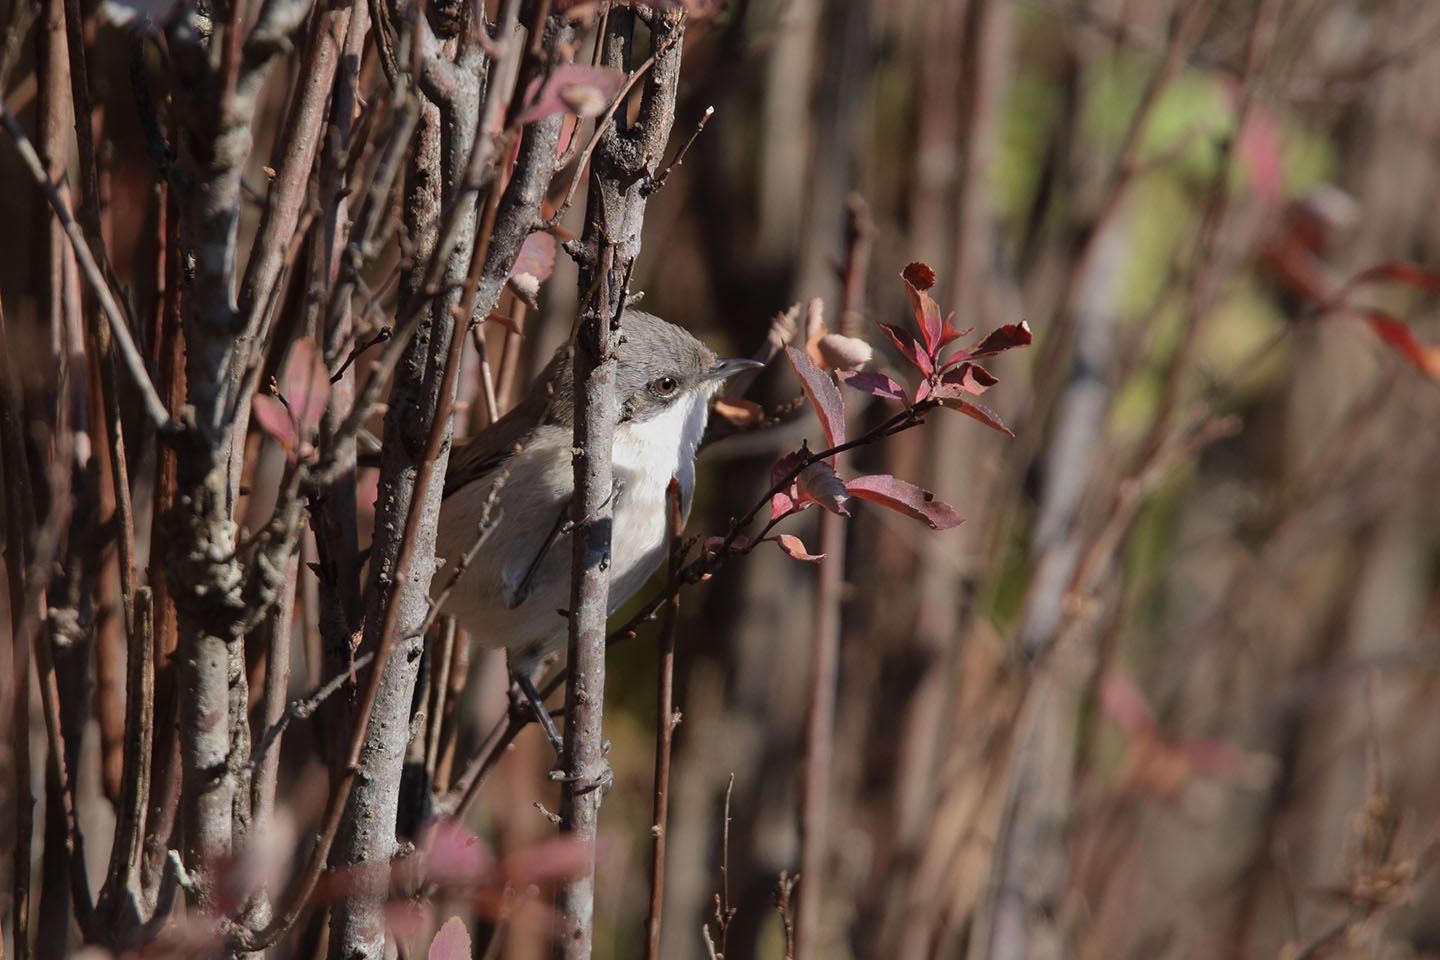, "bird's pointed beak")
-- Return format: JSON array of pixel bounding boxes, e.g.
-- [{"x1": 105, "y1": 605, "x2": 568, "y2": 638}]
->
[{"x1": 705, "y1": 357, "x2": 766, "y2": 382}]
